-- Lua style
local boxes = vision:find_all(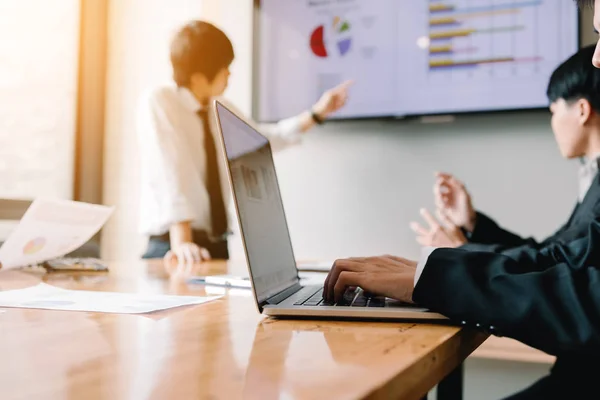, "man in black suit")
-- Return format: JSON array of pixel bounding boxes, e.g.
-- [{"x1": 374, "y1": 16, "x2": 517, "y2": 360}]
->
[
  {"x1": 322, "y1": 3, "x2": 600, "y2": 397},
  {"x1": 410, "y1": 45, "x2": 600, "y2": 259}
]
